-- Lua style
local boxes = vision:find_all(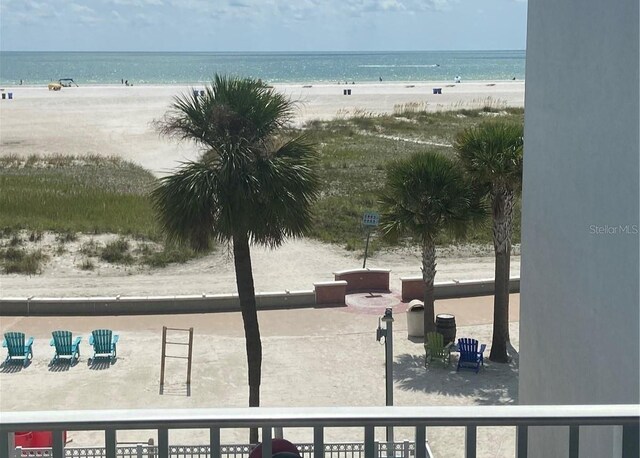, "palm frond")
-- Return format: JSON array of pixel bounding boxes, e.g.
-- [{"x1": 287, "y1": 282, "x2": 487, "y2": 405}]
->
[
  {"x1": 378, "y1": 151, "x2": 486, "y2": 245},
  {"x1": 454, "y1": 121, "x2": 524, "y2": 192},
  {"x1": 151, "y1": 161, "x2": 220, "y2": 251}
]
